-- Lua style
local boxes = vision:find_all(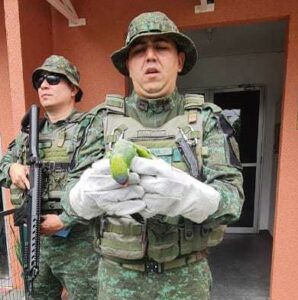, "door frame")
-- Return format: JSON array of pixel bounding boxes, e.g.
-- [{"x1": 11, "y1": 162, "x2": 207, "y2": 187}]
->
[{"x1": 180, "y1": 85, "x2": 265, "y2": 233}]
